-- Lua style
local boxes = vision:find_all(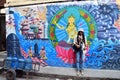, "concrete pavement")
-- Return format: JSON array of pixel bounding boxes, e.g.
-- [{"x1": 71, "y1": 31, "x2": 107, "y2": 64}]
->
[{"x1": 0, "y1": 51, "x2": 120, "y2": 80}]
